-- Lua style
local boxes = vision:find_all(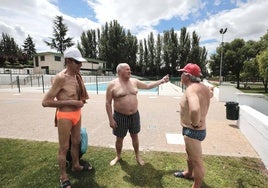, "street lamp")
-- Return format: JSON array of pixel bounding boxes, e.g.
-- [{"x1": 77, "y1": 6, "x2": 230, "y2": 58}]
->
[{"x1": 219, "y1": 28, "x2": 227, "y2": 85}]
